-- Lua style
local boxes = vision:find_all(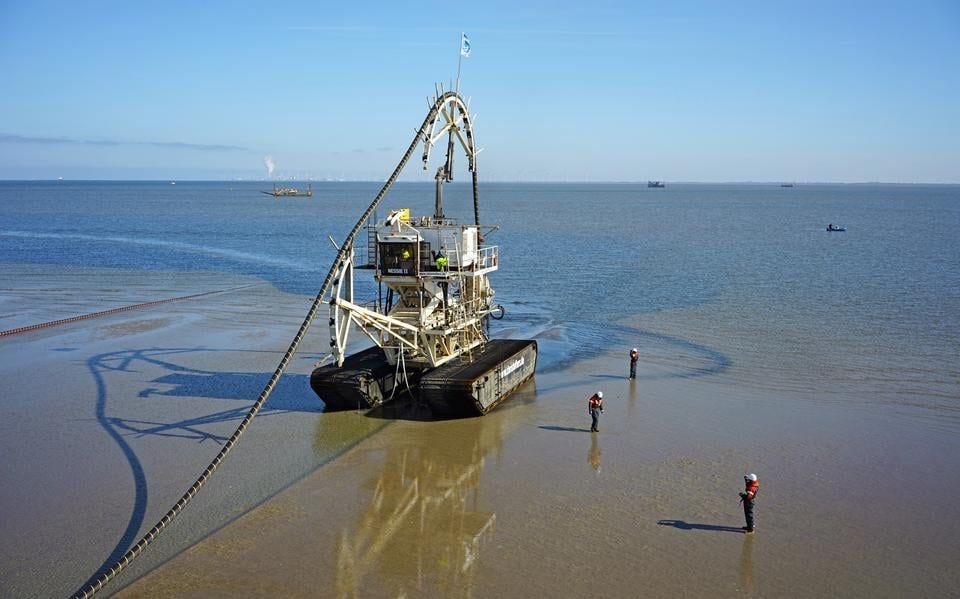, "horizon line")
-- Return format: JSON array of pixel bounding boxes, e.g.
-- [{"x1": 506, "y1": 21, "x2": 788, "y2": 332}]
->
[{"x1": 1, "y1": 178, "x2": 958, "y2": 186}]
